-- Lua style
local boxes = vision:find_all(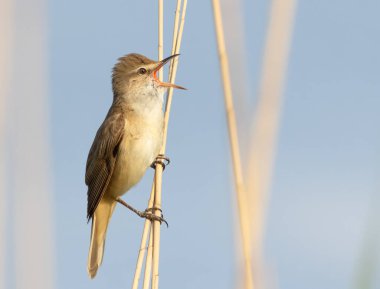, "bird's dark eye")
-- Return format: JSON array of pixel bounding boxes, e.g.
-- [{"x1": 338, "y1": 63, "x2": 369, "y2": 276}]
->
[{"x1": 138, "y1": 68, "x2": 147, "y2": 75}]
